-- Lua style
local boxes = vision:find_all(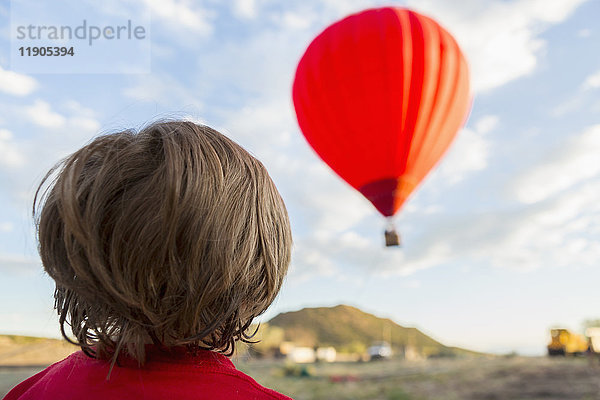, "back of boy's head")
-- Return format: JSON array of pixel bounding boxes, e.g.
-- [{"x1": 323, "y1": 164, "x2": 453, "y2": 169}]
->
[{"x1": 34, "y1": 120, "x2": 292, "y2": 363}]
